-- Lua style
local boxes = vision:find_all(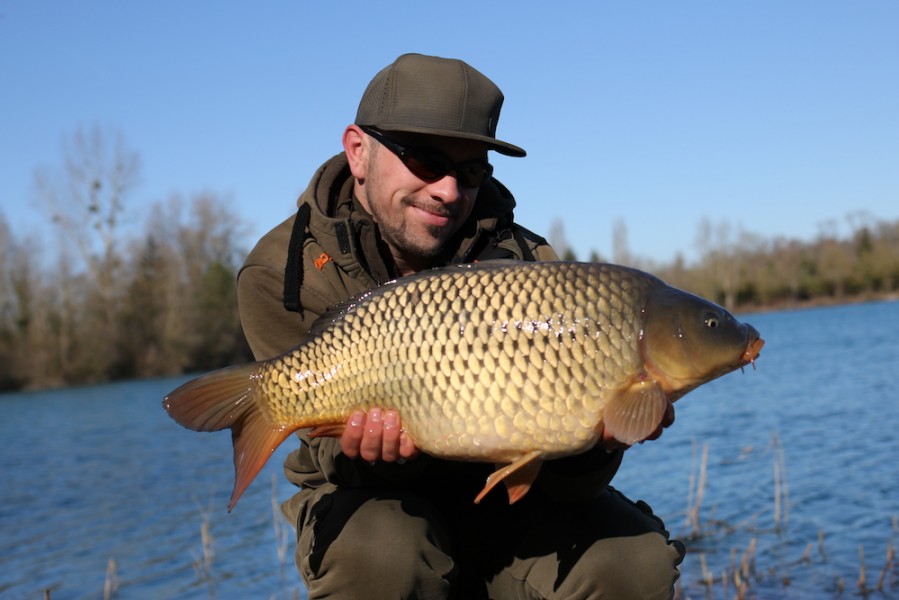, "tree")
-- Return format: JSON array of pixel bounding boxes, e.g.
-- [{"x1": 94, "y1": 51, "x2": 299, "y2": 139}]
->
[
  {"x1": 34, "y1": 125, "x2": 140, "y2": 297},
  {"x1": 124, "y1": 193, "x2": 251, "y2": 376},
  {"x1": 174, "y1": 194, "x2": 251, "y2": 371},
  {"x1": 813, "y1": 221, "x2": 854, "y2": 299},
  {"x1": 0, "y1": 214, "x2": 25, "y2": 389},
  {"x1": 548, "y1": 219, "x2": 573, "y2": 260},
  {"x1": 32, "y1": 125, "x2": 142, "y2": 381},
  {"x1": 611, "y1": 219, "x2": 631, "y2": 266},
  {"x1": 114, "y1": 234, "x2": 176, "y2": 377},
  {"x1": 693, "y1": 218, "x2": 740, "y2": 309}
]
